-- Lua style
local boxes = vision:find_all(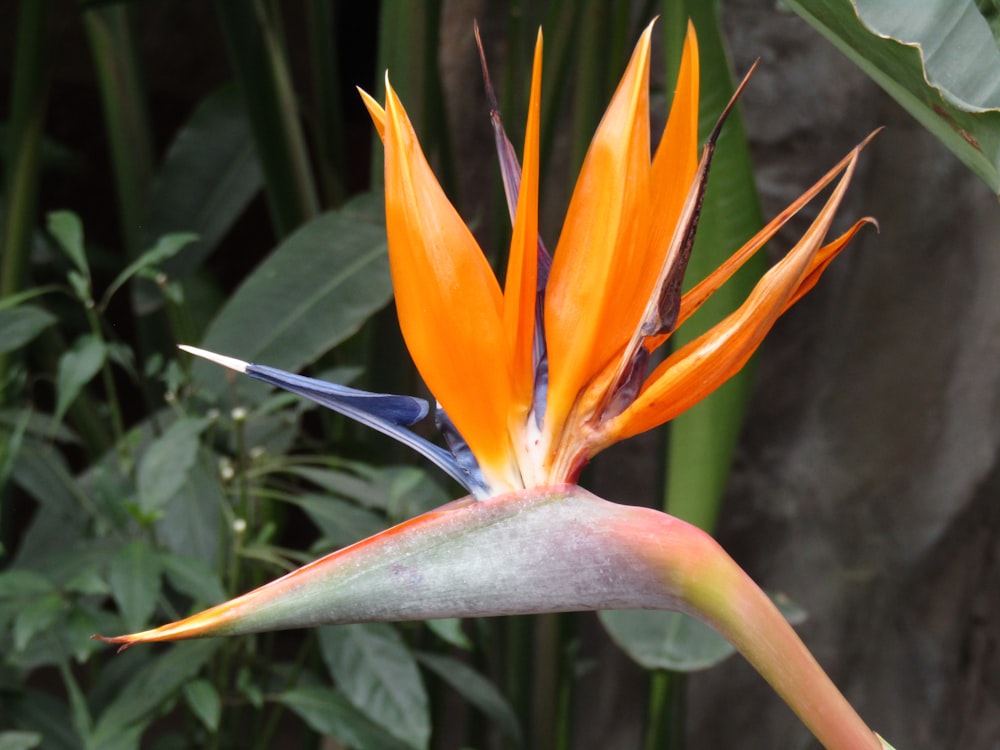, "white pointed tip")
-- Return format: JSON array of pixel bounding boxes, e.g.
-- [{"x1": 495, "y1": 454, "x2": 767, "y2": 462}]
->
[{"x1": 178, "y1": 345, "x2": 249, "y2": 373}]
